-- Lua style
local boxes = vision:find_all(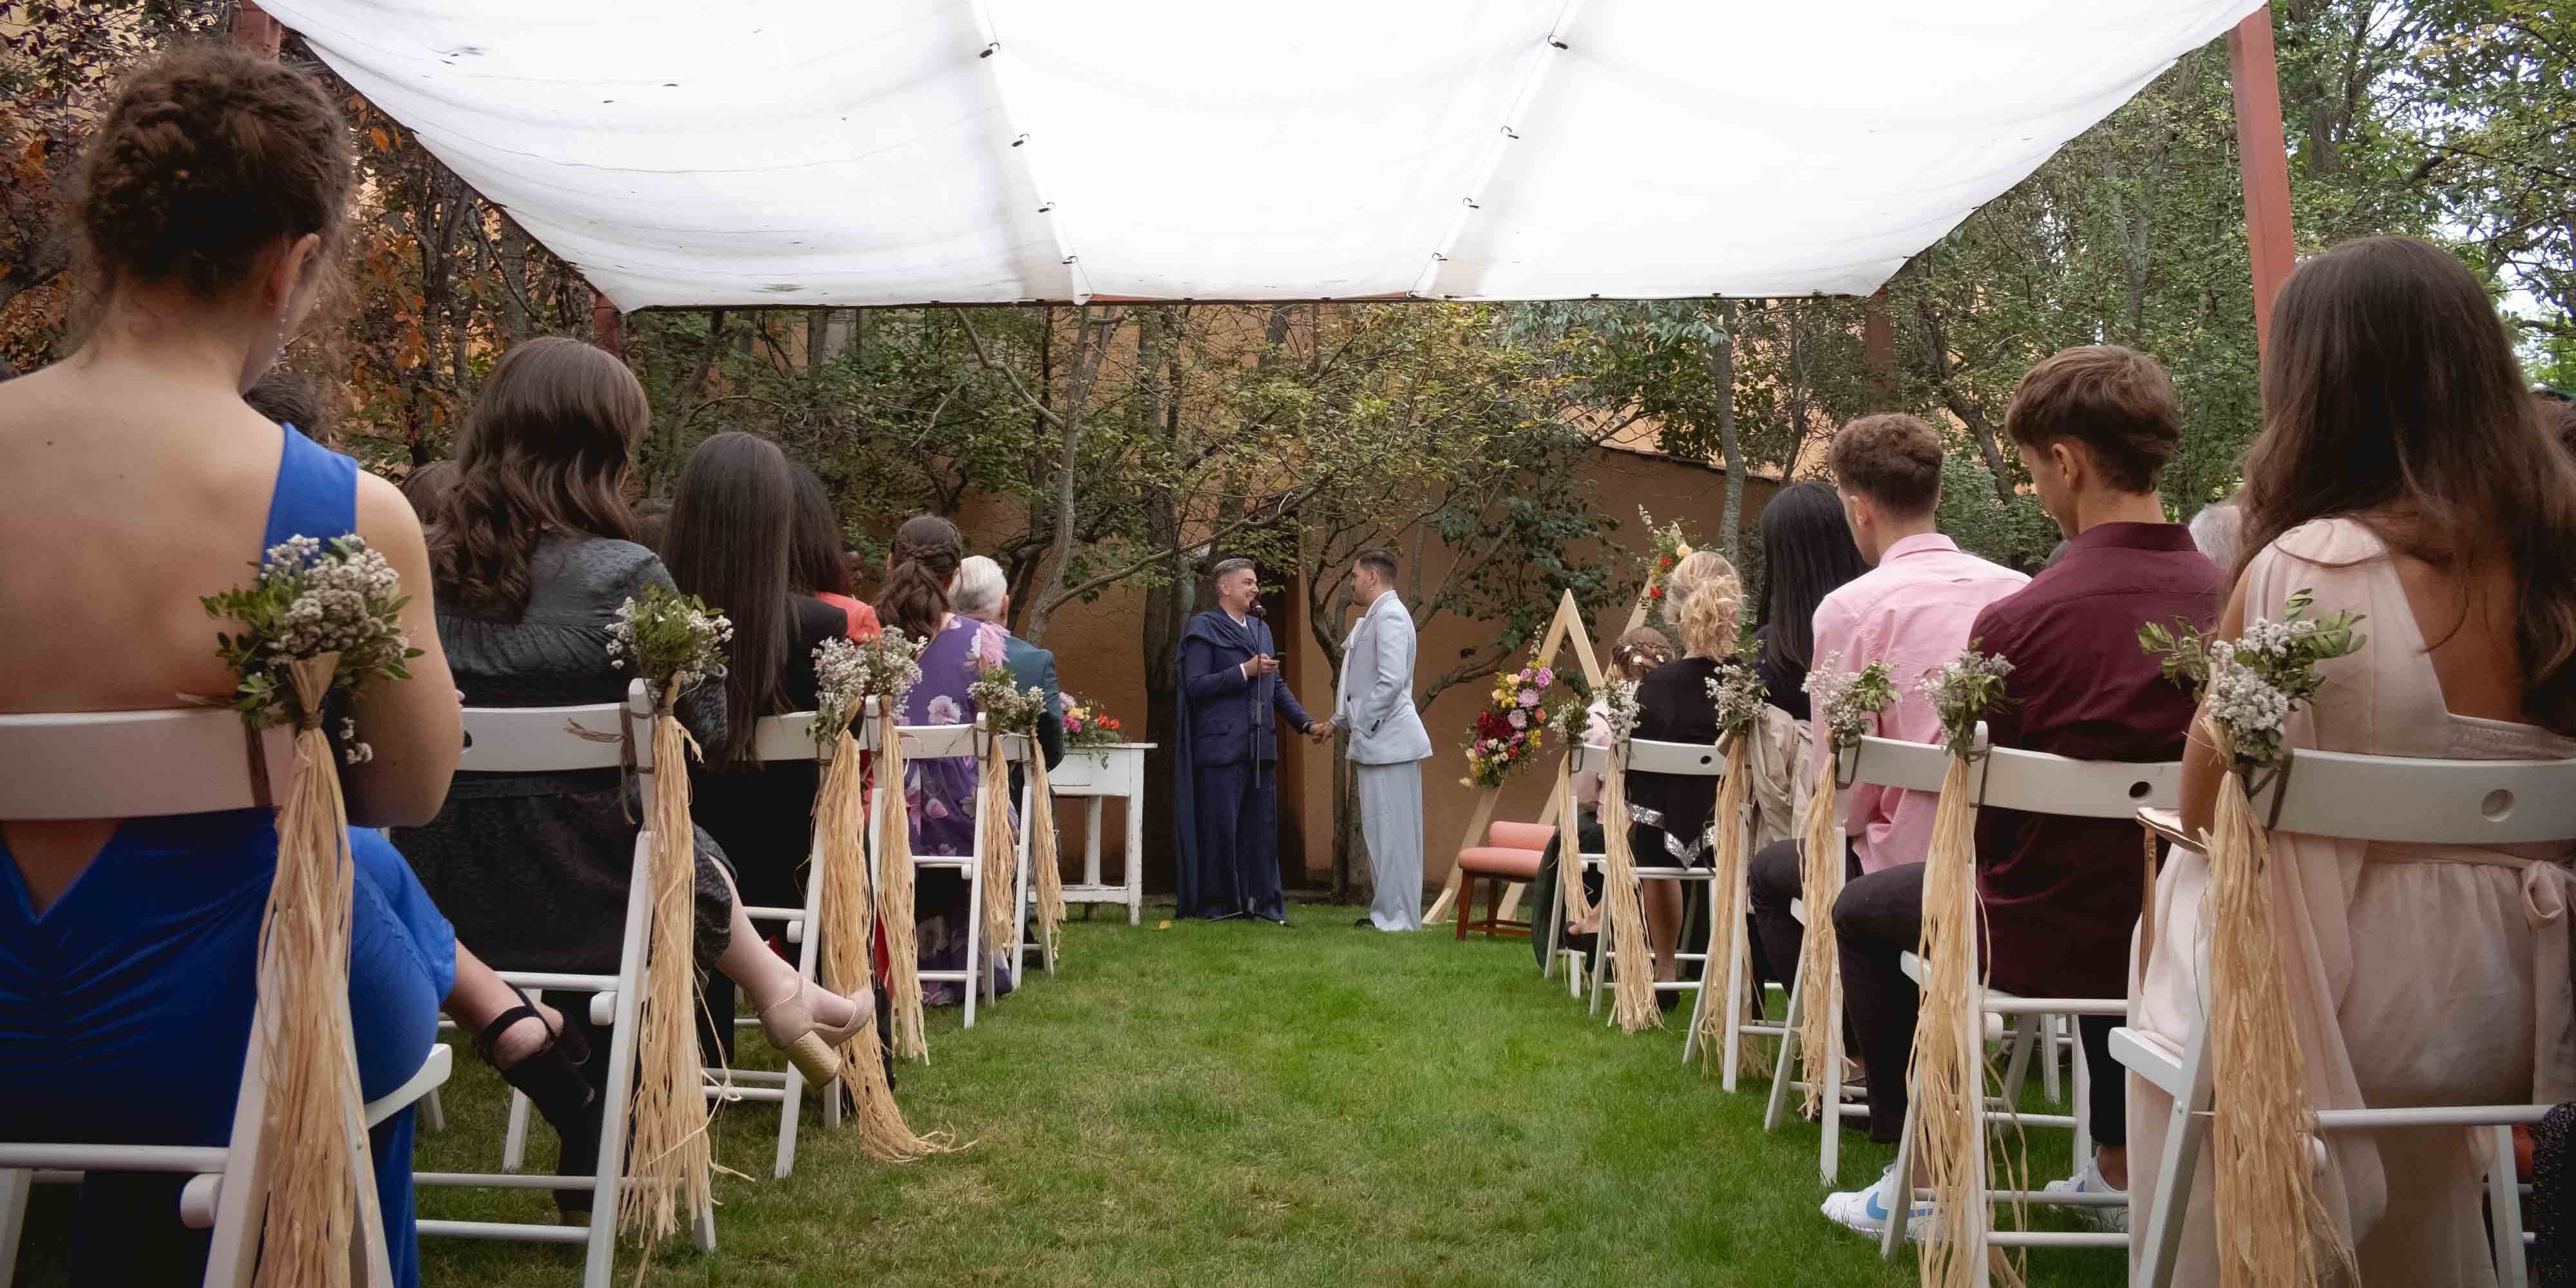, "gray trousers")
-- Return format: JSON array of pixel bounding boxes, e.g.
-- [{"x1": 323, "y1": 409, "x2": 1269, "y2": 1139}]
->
[{"x1": 1356, "y1": 759, "x2": 1424, "y2": 931}]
